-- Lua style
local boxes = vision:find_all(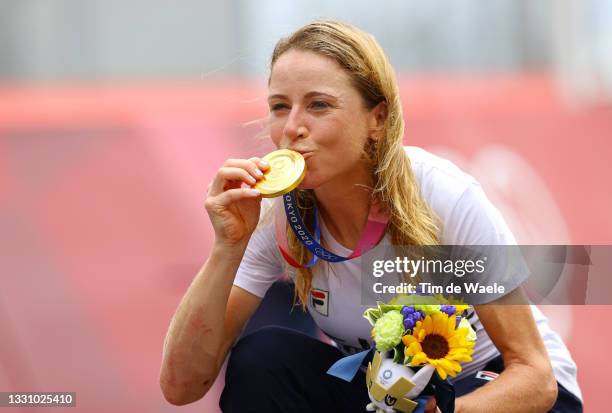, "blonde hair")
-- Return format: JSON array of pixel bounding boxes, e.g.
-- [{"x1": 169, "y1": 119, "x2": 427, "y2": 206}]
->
[{"x1": 269, "y1": 20, "x2": 440, "y2": 308}]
